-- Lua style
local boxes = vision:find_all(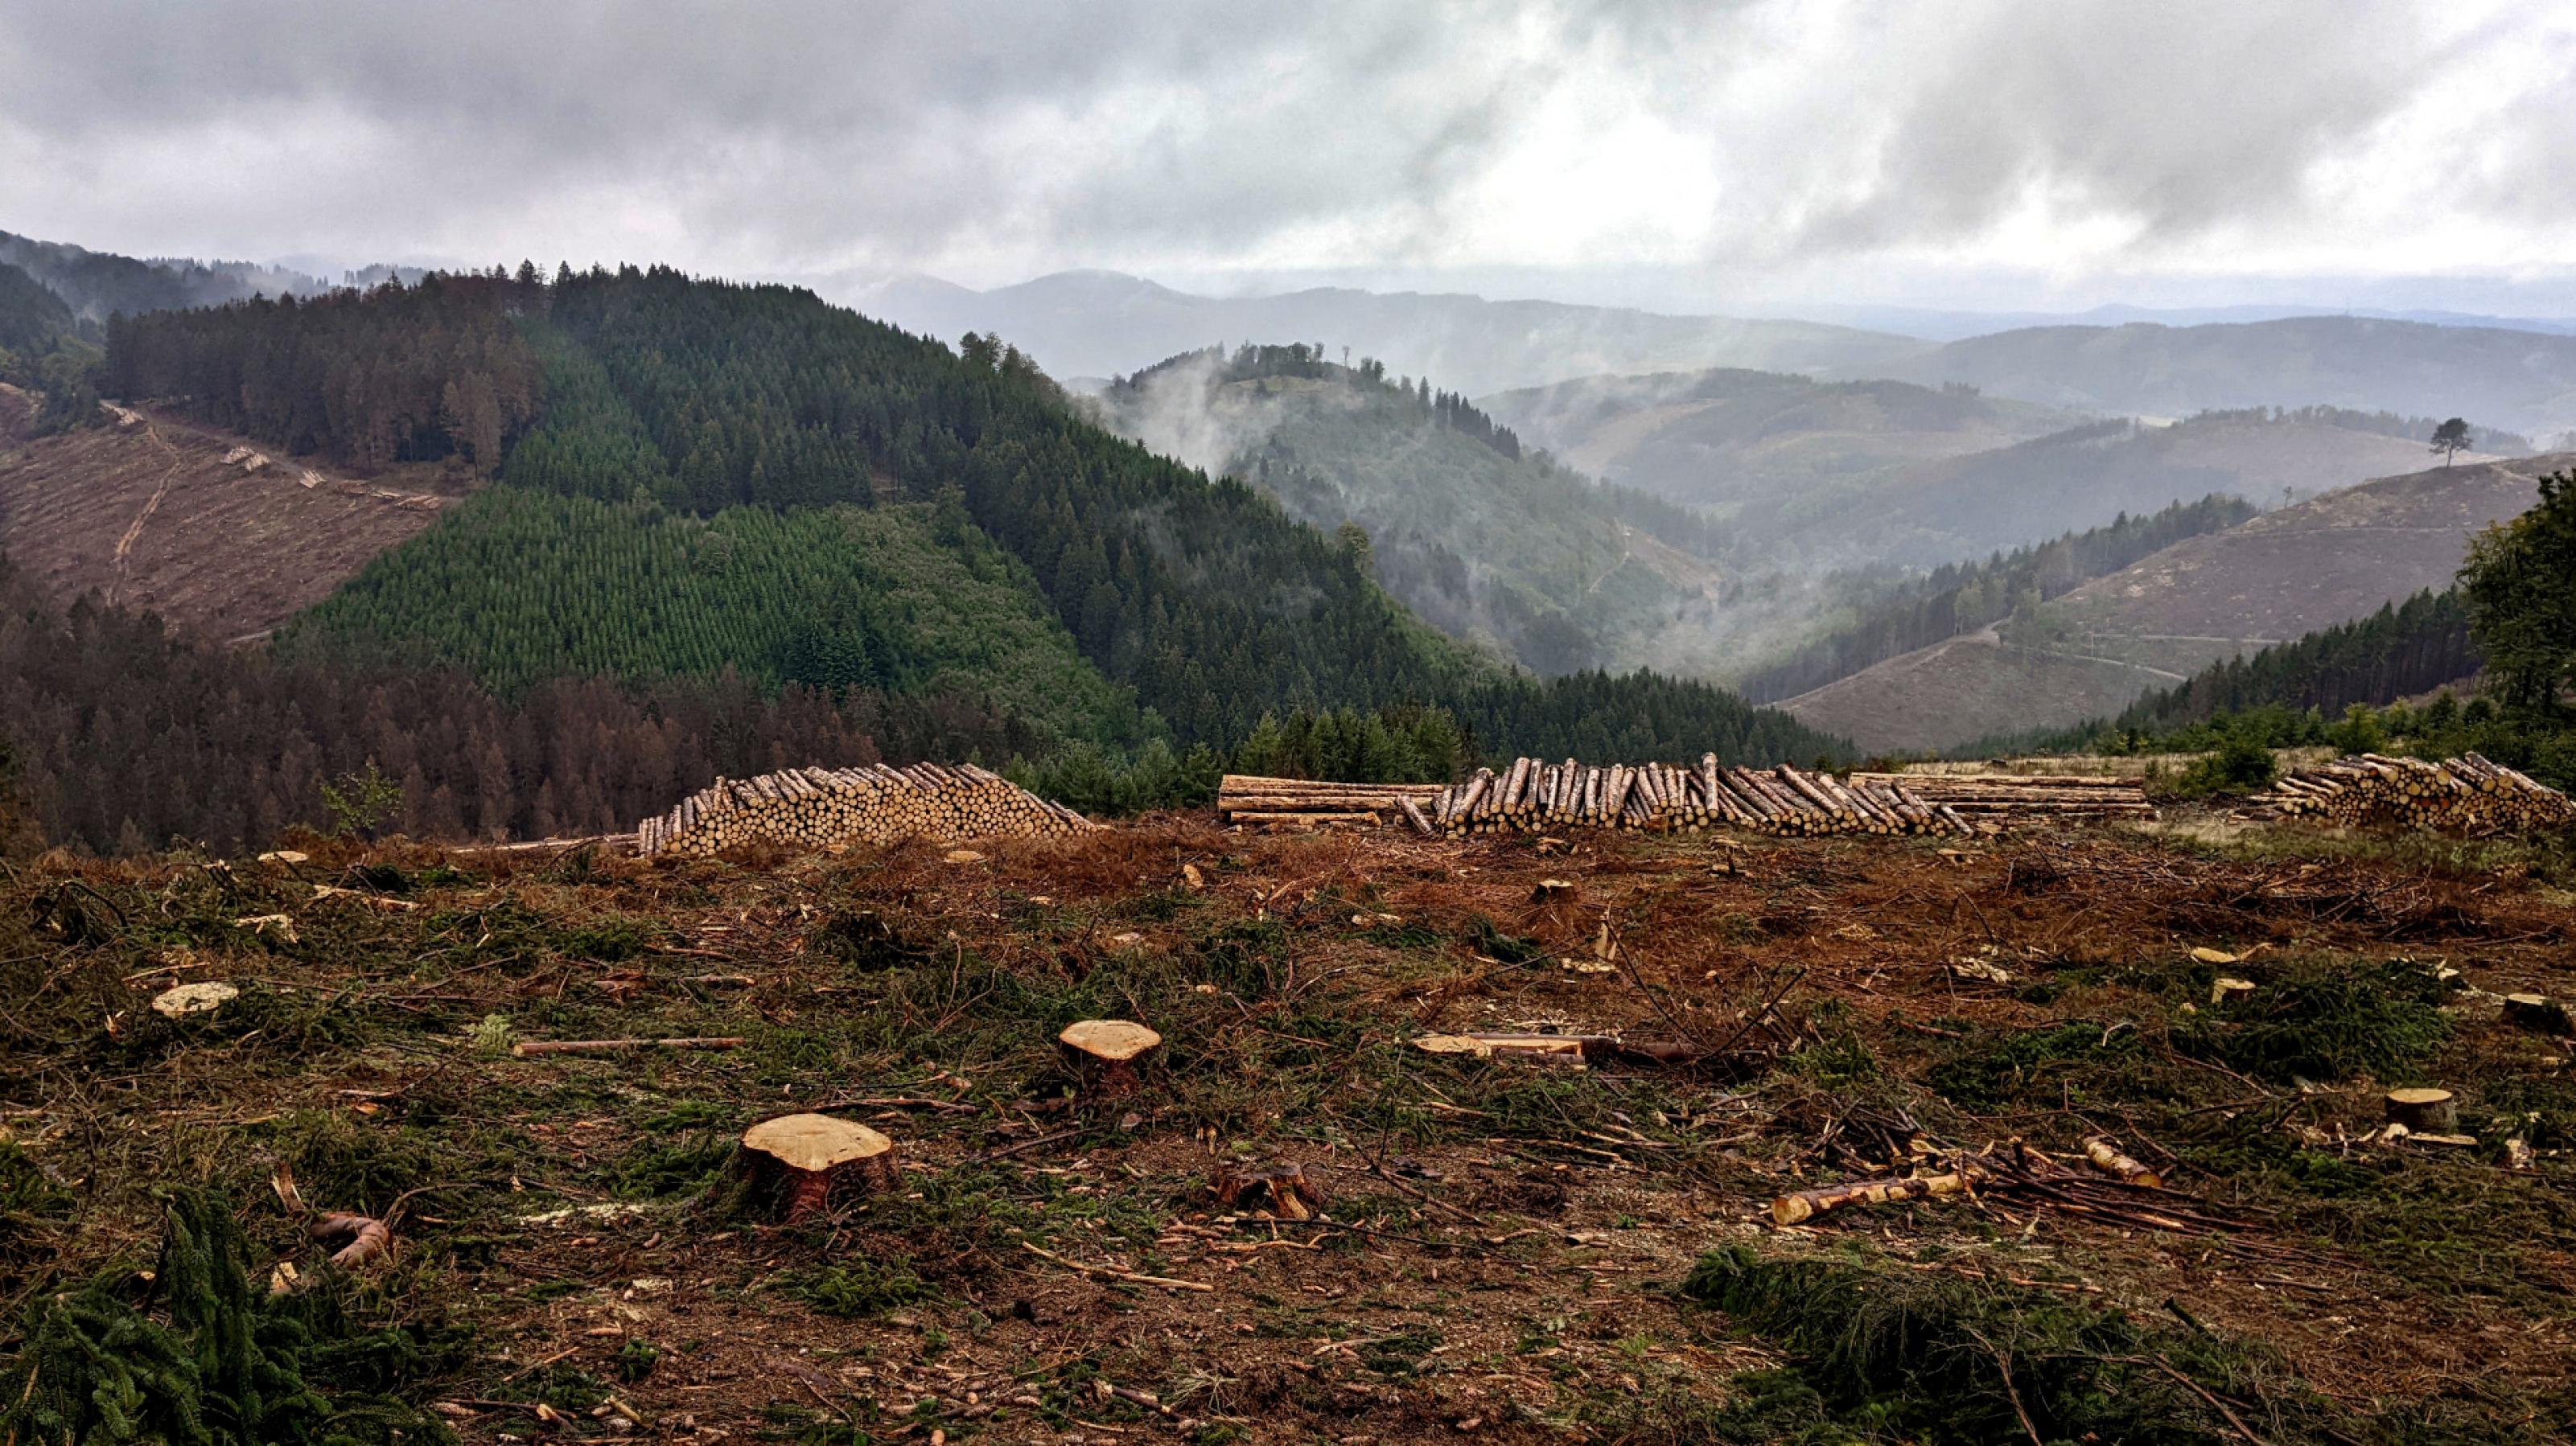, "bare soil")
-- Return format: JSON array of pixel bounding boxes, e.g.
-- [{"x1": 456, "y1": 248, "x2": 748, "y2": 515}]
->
[
  {"x1": 0, "y1": 387, "x2": 474, "y2": 641},
  {"x1": 6, "y1": 814, "x2": 2574, "y2": 1441}
]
